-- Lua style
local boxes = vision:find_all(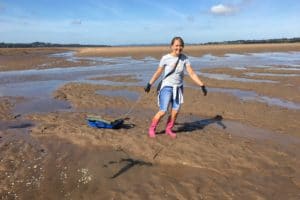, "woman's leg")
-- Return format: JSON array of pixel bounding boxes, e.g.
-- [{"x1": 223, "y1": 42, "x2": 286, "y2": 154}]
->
[
  {"x1": 165, "y1": 109, "x2": 179, "y2": 138},
  {"x1": 148, "y1": 87, "x2": 172, "y2": 138},
  {"x1": 165, "y1": 93, "x2": 181, "y2": 138},
  {"x1": 153, "y1": 110, "x2": 166, "y2": 121},
  {"x1": 170, "y1": 108, "x2": 179, "y2": 121},
  {"x1": 148, "y1": 111, "x2": 166, "y2": 138}
]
